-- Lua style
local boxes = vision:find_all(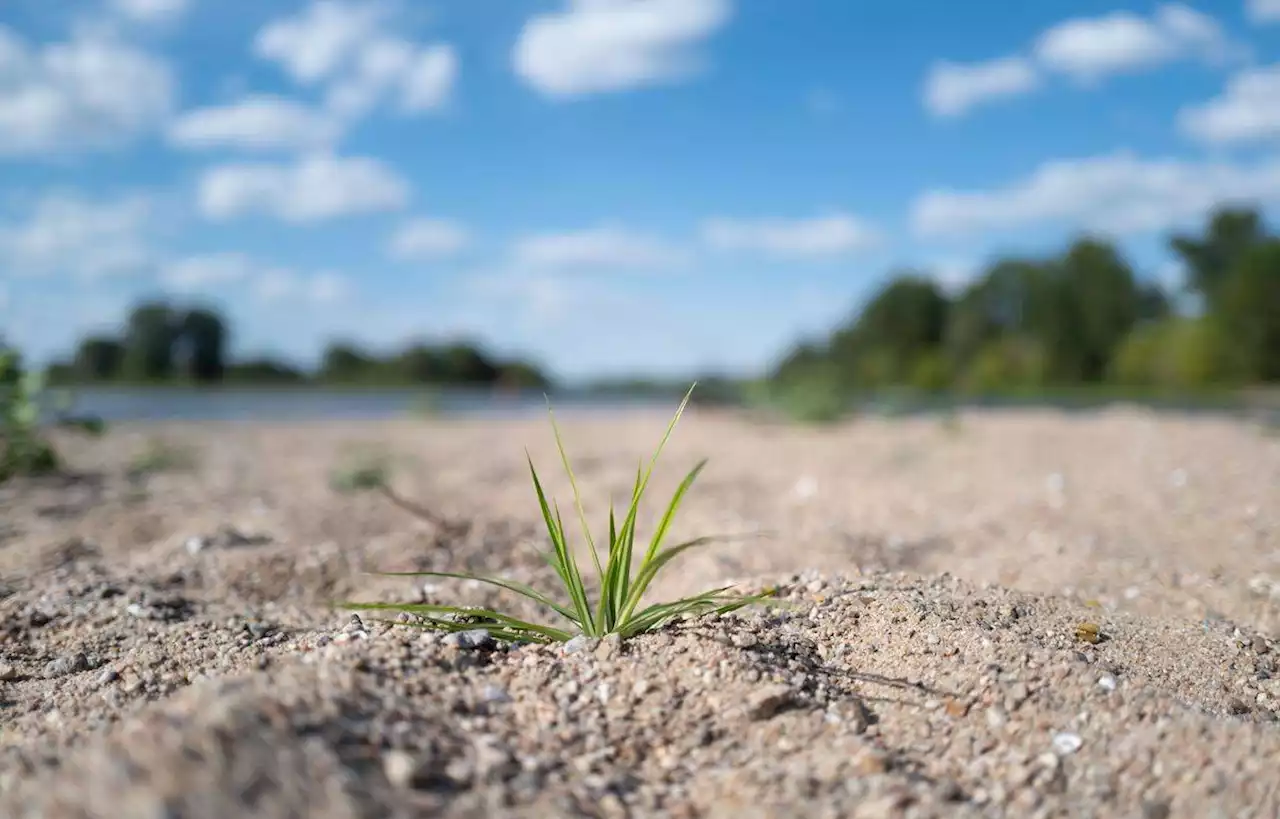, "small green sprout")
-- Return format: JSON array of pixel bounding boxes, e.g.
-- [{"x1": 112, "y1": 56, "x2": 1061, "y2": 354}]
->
[
  {"x1": 0, "y1": 349, "x2": 104, "y2": 483},
  {"x1": 339, "y1": 385, "x2": 774, "y2": 643},
  {"x1": 127, "y1": 436, "x2": 197, "y2": 478}
]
